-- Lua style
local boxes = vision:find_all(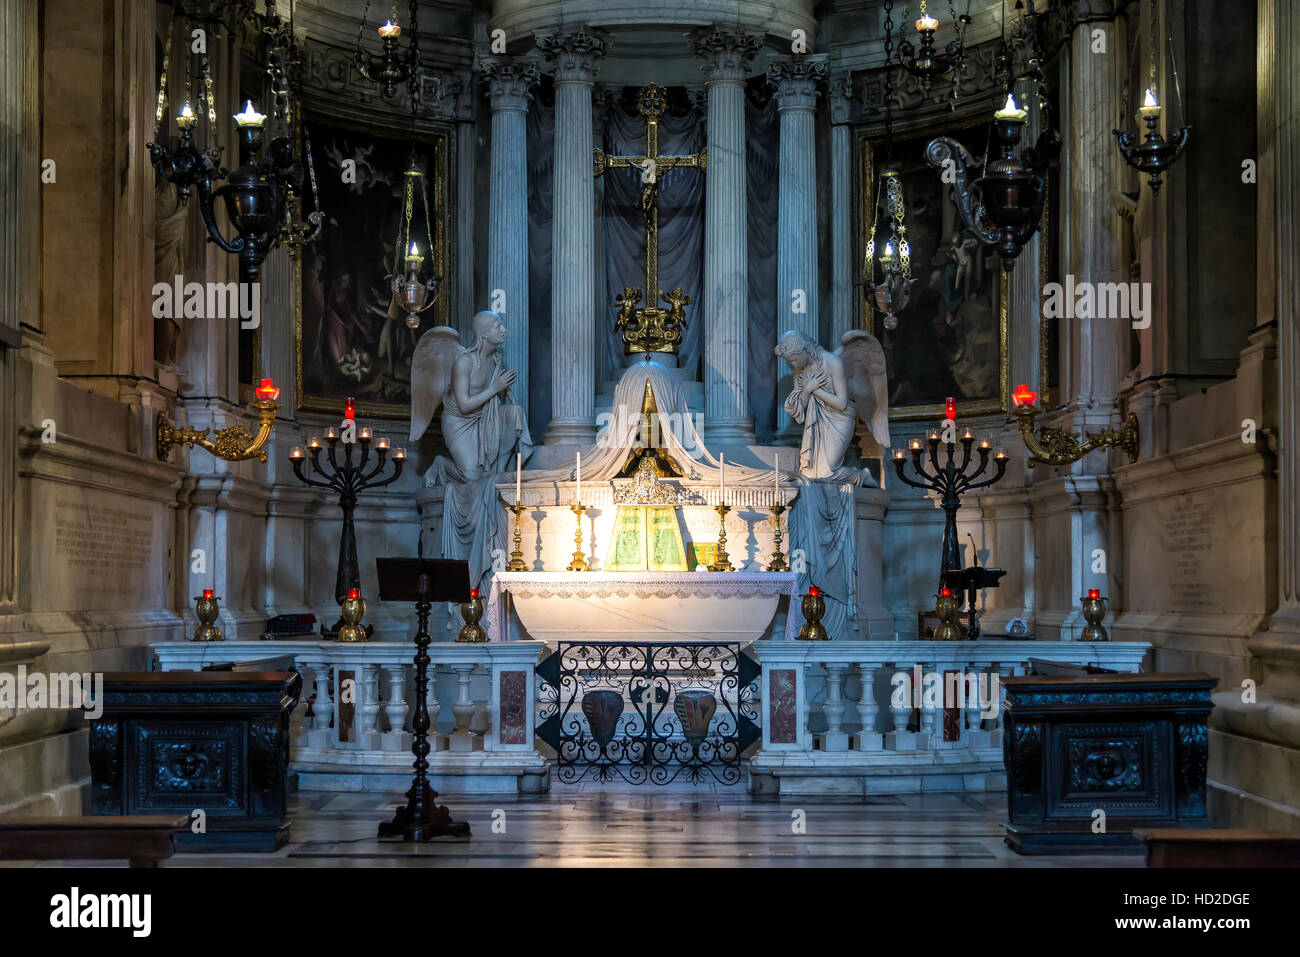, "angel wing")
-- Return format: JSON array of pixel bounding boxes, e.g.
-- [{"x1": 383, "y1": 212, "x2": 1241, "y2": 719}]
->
[
  {"x1": 409, "y1": 326, "x2": 462, "y2": 442},
  {"x1": 836, "y1": 329, "x2": 891, "y2": 450}
]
